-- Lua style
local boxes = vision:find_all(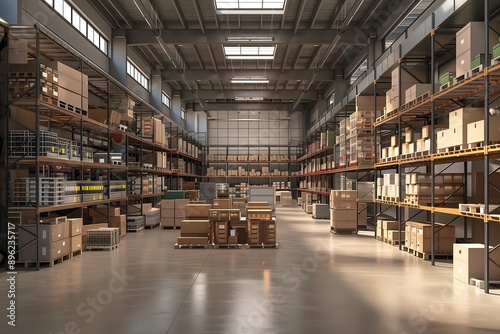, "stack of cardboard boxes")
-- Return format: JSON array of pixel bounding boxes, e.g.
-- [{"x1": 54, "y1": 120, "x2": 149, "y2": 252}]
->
[
  {"x1": 436, "y1": 108, "x2": 483, "y2": 152},
  {"x1": 209, "y1": 208, "x2": 241, "y2": 245},
  {"x1": 56, "y1": 62, "x2": 88, "y2": 115},
  {"x1": 160, "y1": 199, "x2": 190, "y2": 228},
  {"x1": 89, "y1": 207, "x2": 126, "y2": 238},
  {"x1": 405, "y1": 221, "x2": 455, "y2": 255},
  {"x1": 18, "y1": 216, "x2": 77, "y2": 263},
  {"x1": 246, "y1": 202, "x2": 276, "y2": 246},
  {"x1": 330, "y1": 190, "x2": 357, "y2": 233},
  {"x1": 177, "y1": 204, "x2": 212, "y2": 246}
]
